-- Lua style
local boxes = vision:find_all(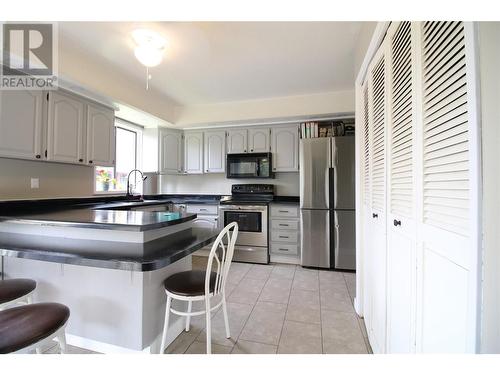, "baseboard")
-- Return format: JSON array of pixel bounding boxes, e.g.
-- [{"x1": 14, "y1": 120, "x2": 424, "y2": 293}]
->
[
  {"x1": 66, "y1": 317, "x2": 185, "y2": 354},
  {"x1": 270, "y1": 255, "x2": 300, "y2": 265}
]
